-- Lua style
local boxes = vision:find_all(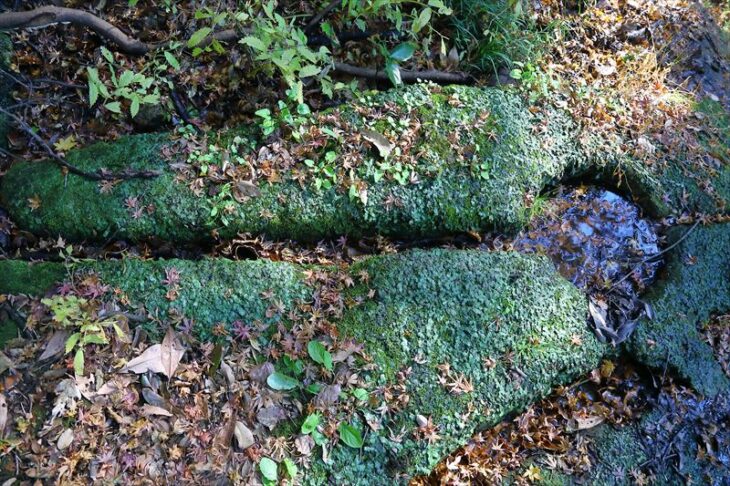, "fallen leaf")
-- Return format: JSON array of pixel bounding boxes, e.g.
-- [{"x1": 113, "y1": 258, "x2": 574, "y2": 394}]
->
[
  {"x1": 121, "y1": 327, "x2": 184, "y2": 379},
  {"x1": 234, "y1": 421, "x2": 255, "y2": 449},
  {"x1": 361, "y1": 129, "x2": 394, "y2": 159},
  {"x1": 38, "y1": 330, "x2": 69, "y2": 362},
  {"x1": 573, "y1": 415, "x2": 605, "y2": 430},
  {"x1": 160, "y1": 327, "x2": 185, "y2": 379},
  {"x1": 53, "y1": 135, "x2": 77, "y2": 153},
  {"x1": 232, "y1": 180, "x2": 260, "y2": 202},
  {"x1": 57, "y1": 428, "x2": 74, "y2": 450},
  {"x1": 0, "y1": 395, "x2": 7, "y2": 439},
  {"x1": 141, "y1": 404, "x2": 173, "y2": 417}
]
